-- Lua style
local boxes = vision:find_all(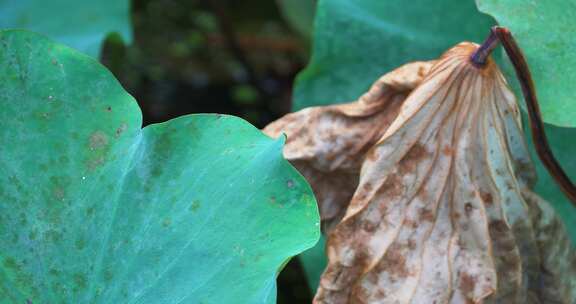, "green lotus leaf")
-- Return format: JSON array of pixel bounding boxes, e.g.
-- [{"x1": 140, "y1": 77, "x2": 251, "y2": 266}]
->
[{"x1": 0, "y1": 30, "x2": 319, "y2": 303}]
